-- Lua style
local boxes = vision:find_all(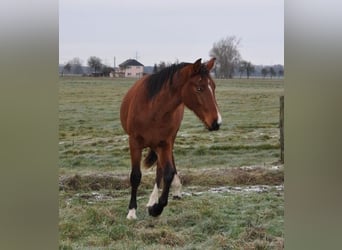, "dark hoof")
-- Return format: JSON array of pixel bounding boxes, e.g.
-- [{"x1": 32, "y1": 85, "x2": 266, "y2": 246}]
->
[
  {"x1": 173, "y1": 195, "x2": 181, "y2": 200},
  {"x1": 148, "y1": 203, "x2": 164, "y2": 217}
]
